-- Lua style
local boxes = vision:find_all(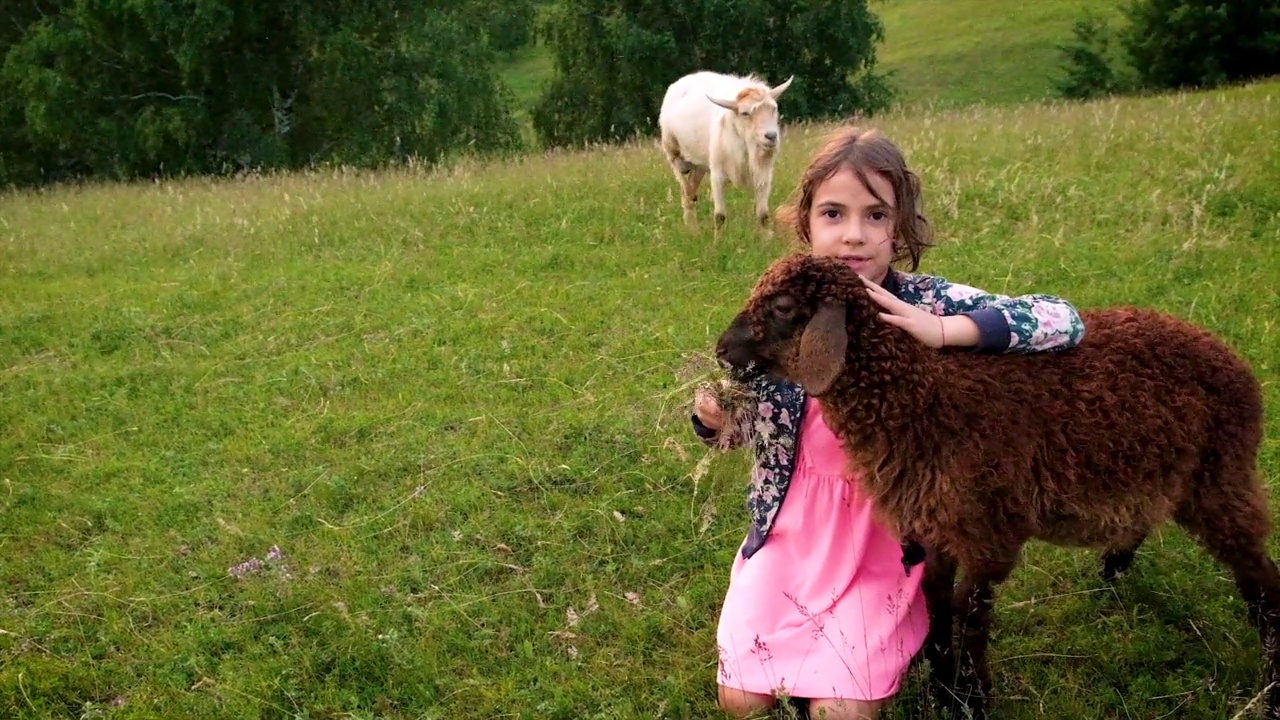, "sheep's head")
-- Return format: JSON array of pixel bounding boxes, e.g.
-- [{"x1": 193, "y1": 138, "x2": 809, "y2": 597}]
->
[
  {"x1": 715, "y1": 254, "x2": 872, "y2": 397},
  {"x1": 707, "y1": 75, "x2": 794, "y2": 151}
]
